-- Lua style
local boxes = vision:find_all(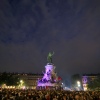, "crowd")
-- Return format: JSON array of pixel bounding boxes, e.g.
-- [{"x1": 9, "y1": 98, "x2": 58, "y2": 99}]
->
[{"x1": 0, "y1": 88, "x2": 100, "y2": 100}]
